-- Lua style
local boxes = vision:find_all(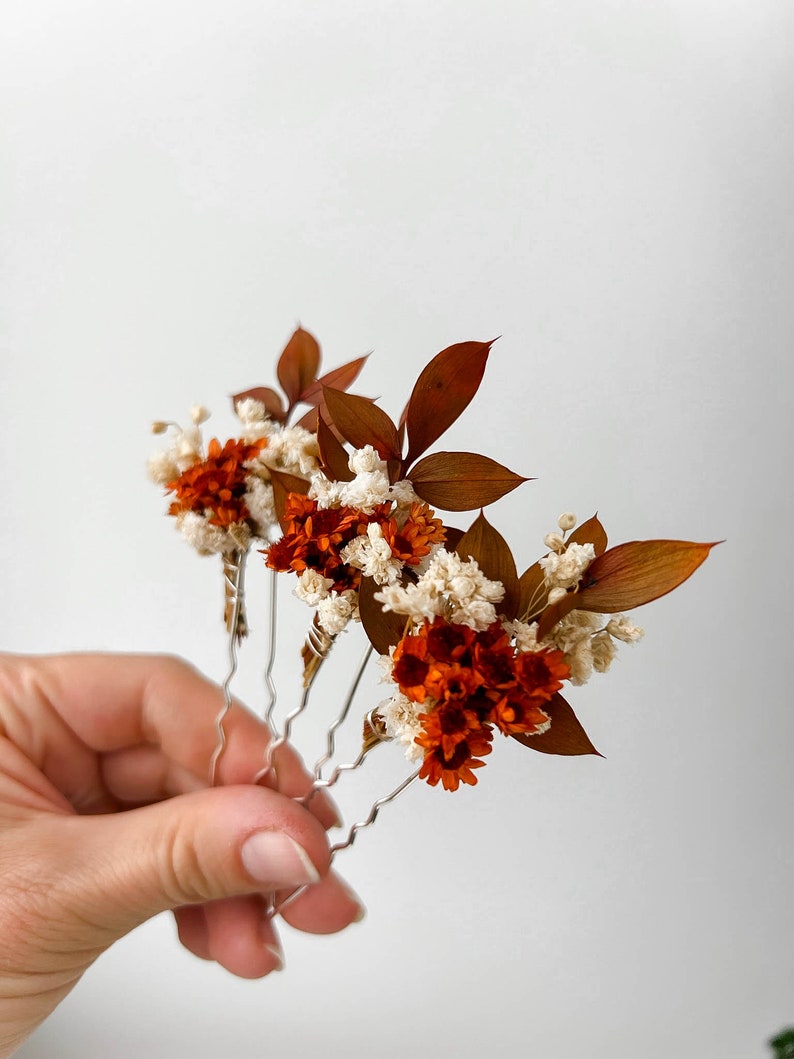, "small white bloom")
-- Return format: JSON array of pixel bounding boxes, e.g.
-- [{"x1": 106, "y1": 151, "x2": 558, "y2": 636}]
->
[
  {"x1": 591, "y1": 629, "x2": 617, "y2": 674},
  {"x1": 308, "y1": 473, "x2": 344, "y2": 509},
  {"x1": 348, "y1": 445, "x2": 387, "y2": 476},
  {"x1": 175, "y1": 426, "x2": 203, "y2": 469},
  {"x1": 544, "y1": 532, "x2": 566, "y2": 553},
  {"x1": 190, "y1": 404, "x2": 211, "y2": 425},
  {"x1": 564, "y1": 637, "x2": 594, "y2": 685},
  {"x1": 235, "y1": 397, "x2": 268, "y2": 425},
  {"x1": 606, "y1": 615, "x2": 645, "y2": 643},
  {"x1": 341, "y1": 523, "x2": 403, "y2": 585},
  {"x1": 316, "y1": 590, "x2": 358, "y2": 636},
  {"x1": 557, "y1": 512, "x2": 577, "y2": 532},
  {"x1": 278, "y1": 426, "x2": 320, "y2": 476},
  {"x1": 175, "y1": 511, "x2": 230, "y2": 556},
  {"x1": 151, "y1": 421, "x2": 169, "y2": 435},
  {"x1": 449, "y1": 597, "x2": 498, "y2": 631},
  {"x1": 539, "y1": 541, "x2": 596, "y2": 590},
  {"x1": 294, "y1": 568, "x2": 334, "y2": 606},
  {"x1": 379, "y1": 691, "x2": 426, "y2": 763},
  {"x1": 375, "y1": 581, "x2": 443, "y2": 623},
  {"x1": 147, "y1": 450, "x2": 179, "y2": 485},
  {"x1": 503, "y1": 619, "x2": 541, "y2": 652},
  {"x1": 547, "y1": 586, "x2": 568, "y2": 606},
  {"x1": 338, "y1": 470, "x2": 391, "y2": 513},
  {"x1": 389, "y1": 479, "x2": 419, "y2": 508},
  {"x1": 244, "y1": 476, "x2": 277, "y2": 536}
]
